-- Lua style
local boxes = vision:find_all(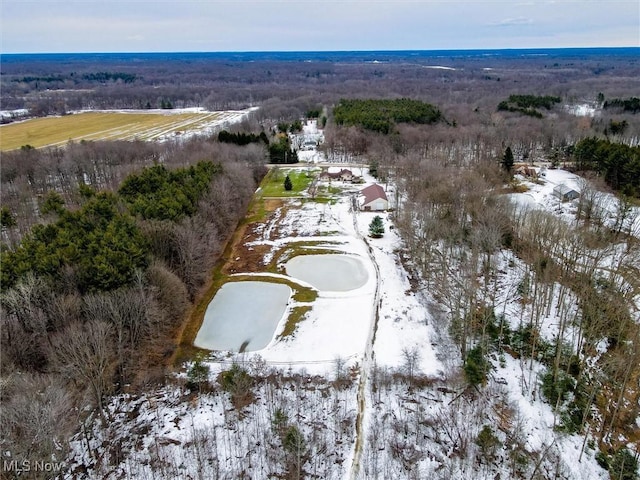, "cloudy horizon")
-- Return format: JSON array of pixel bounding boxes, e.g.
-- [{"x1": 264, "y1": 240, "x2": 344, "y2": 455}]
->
[{"x1": 1, "y1": 0, "x2": 638, "y2": 54}]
